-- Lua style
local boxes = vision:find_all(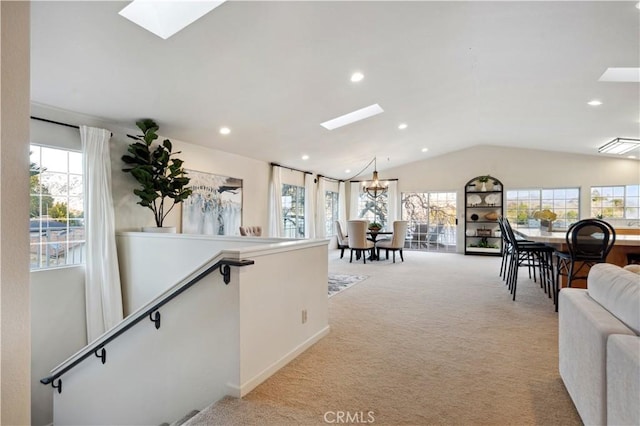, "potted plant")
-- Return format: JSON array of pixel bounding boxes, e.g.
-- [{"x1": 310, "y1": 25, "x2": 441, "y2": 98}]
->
[
  {"x1": 121, "y1": 119, "x2": 192, "y2": 231},
  {"x1": 368, "y1": 222, "x2": 383, "y2": 232},
  {"x1": 477, "y1": 175, "x2": 493, "y2": 192}
]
